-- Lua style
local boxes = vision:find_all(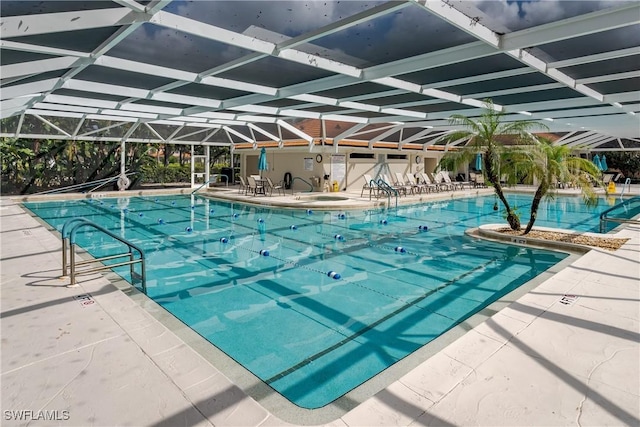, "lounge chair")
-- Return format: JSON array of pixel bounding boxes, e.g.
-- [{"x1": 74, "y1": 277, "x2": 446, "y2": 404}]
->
[
  {"x1": 429, "y1": 172, "x2": 450, "y2": 191},
  {"x1": 405, "y1": 173, "x2": 428, "y2": 194},
  {"x1": 394, "y1": 172, "x2": 415, "y2": 195},
  {"x1": 440, "y1": 171, "x2": 463, "y2": 190},
  {"x1": 361, "y1": 174, "x2": 379, "y2": 199},
  {"x1": 445, "y1": 171, "x2": 473, "y2": 190},
  {"x1": 383, "y1": 174, "x2": 405, "y2": 196},
  {"x1": 419, "y1": 172, "x2": 440, "y2": 192}
]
